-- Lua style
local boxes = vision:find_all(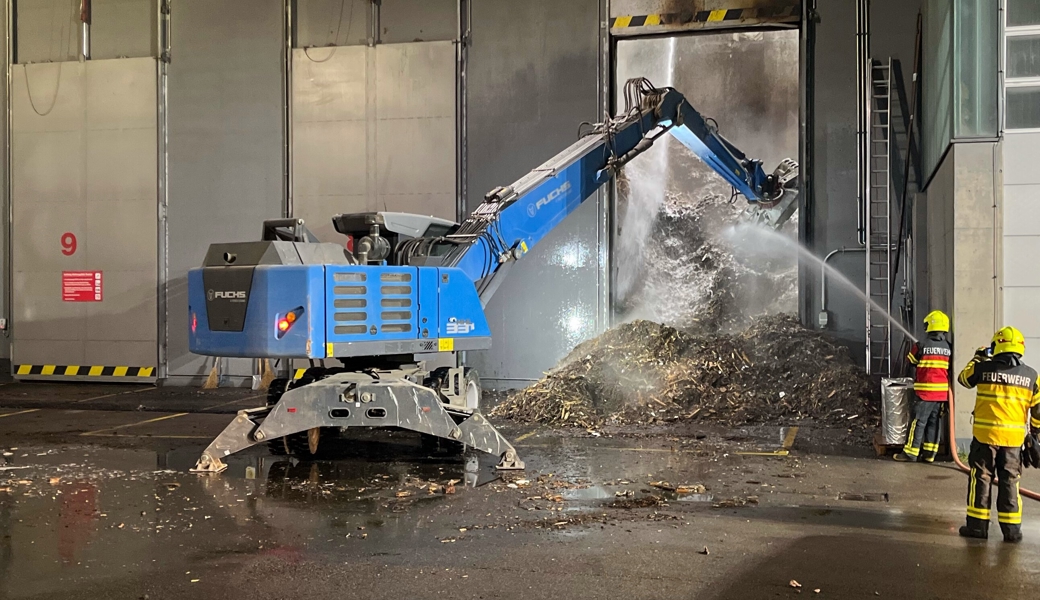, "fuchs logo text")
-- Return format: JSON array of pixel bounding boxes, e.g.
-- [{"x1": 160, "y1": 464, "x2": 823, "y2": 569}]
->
[
  {"x1": 208, "y1": 289, "x2": 247, "y2": 300},
  {"x1": 527, "y1": 181, "x2": 572, "y2": 217}
]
